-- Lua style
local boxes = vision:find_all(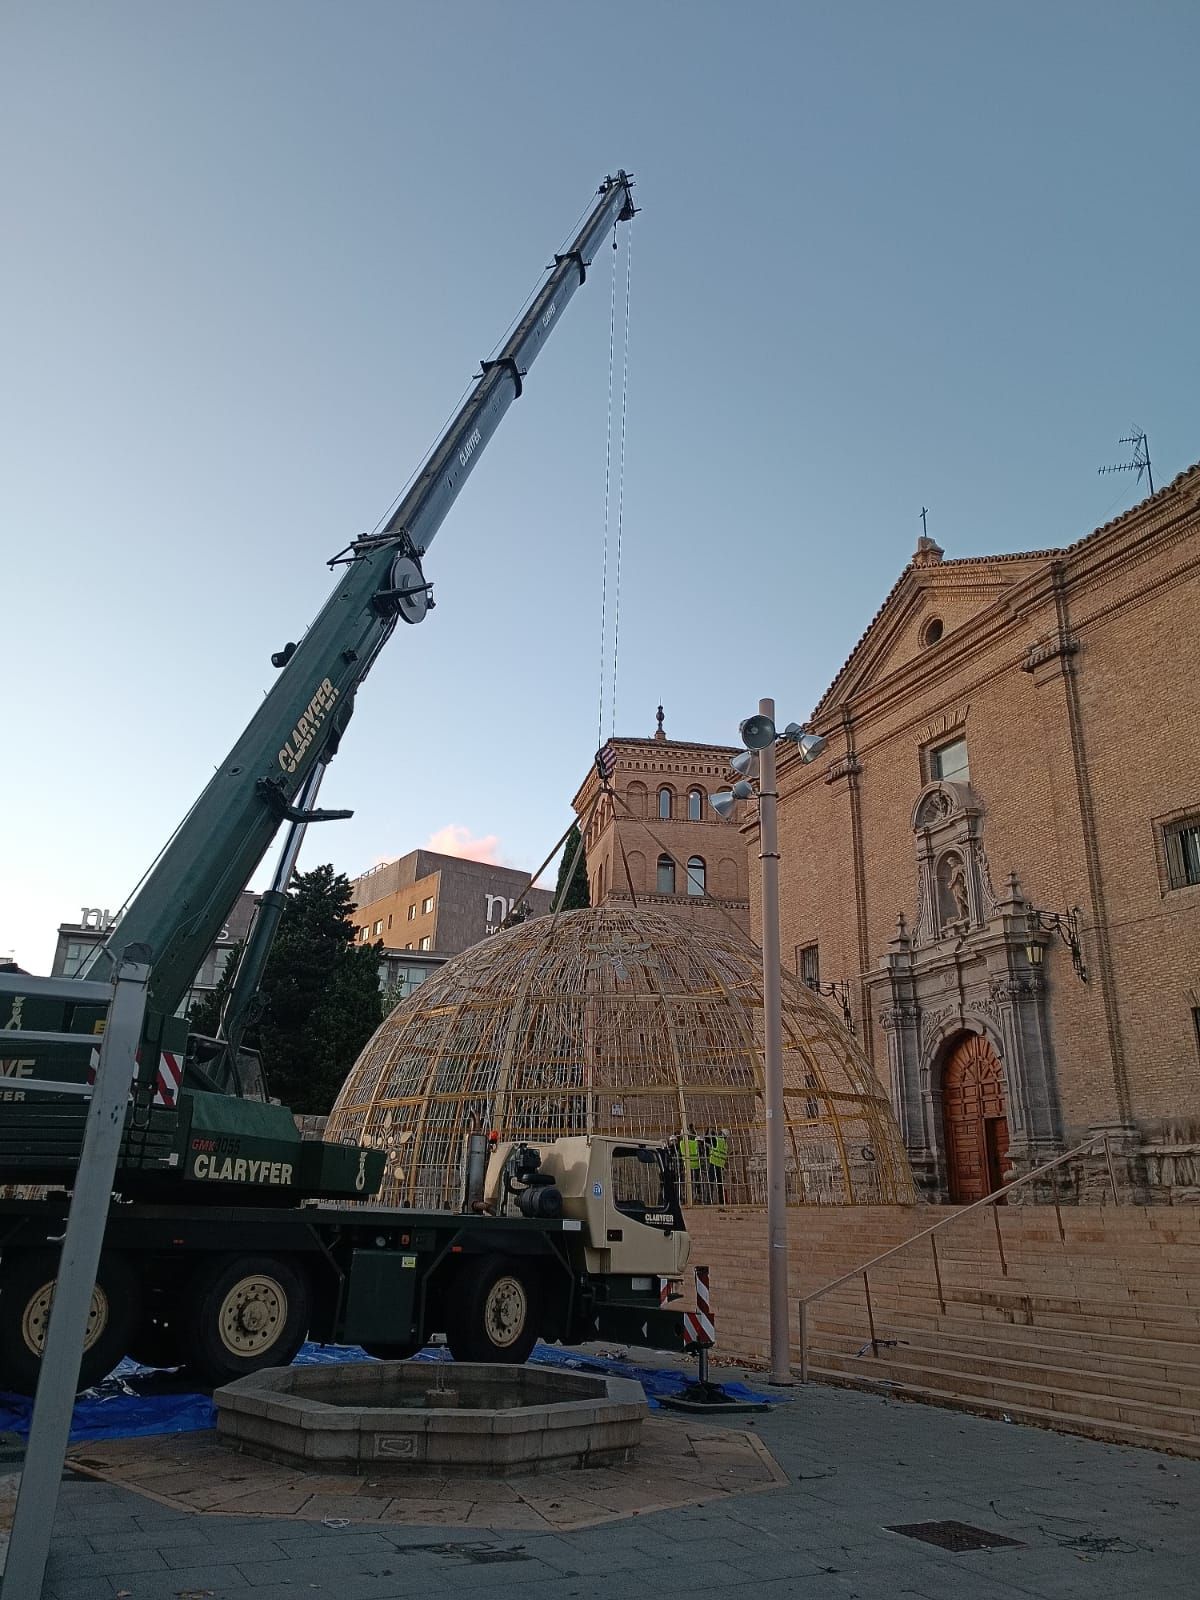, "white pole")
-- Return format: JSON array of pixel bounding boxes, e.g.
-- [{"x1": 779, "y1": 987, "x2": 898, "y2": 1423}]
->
[
  {"x1": 757, "y1": 698, "x2": 793, "y2": 1385},
  {"x1": 2, "y1": 948, "x2": 151, "y2": 1599}
]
